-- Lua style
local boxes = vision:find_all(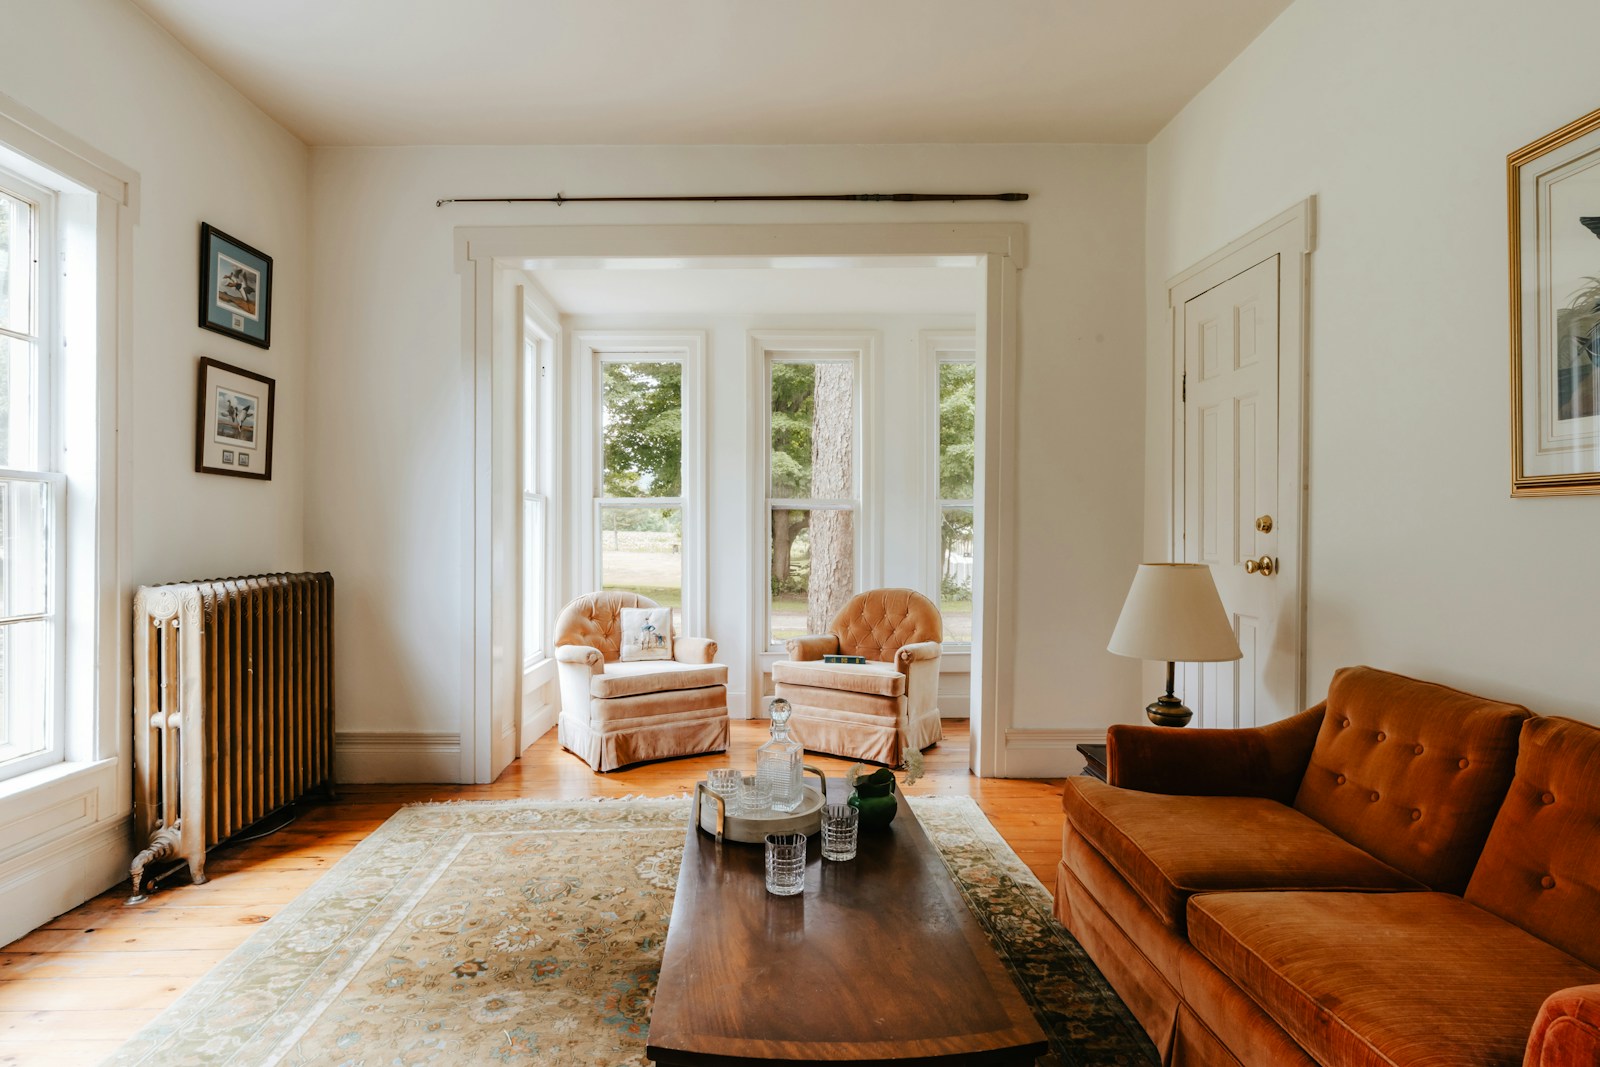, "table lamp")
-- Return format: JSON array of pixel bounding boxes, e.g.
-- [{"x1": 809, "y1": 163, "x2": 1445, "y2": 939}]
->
[{"x1": 1108, "y1": 563, "x2": 1242, "y2": 727}]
